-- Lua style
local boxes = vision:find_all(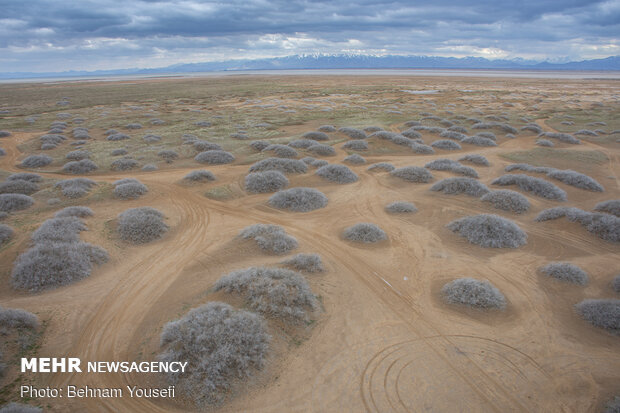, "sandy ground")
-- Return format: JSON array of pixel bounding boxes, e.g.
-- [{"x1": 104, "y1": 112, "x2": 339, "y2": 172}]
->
[{"x1": 0, "y1": 75, "x2": 619, "y2": 412}]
